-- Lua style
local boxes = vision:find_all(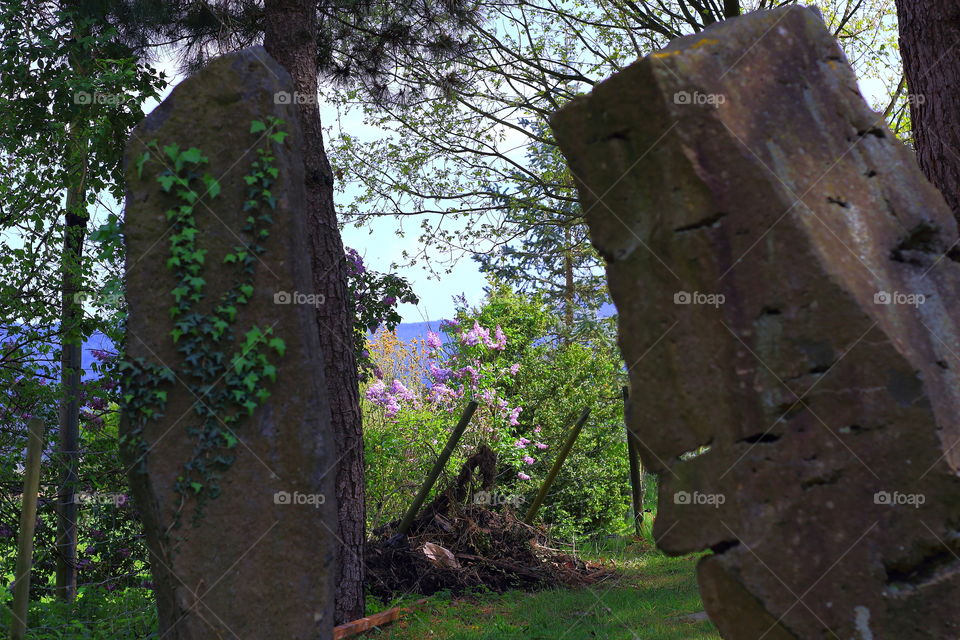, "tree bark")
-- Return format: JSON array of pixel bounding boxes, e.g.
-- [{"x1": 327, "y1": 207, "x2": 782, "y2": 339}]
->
[
  {"x1": 55, "y1": 117, "x2": 88, "y2": 602},
  {"x1": 262, "y1": 0, "x2": 365, "y2": 624},
  {"x1": 895, "y1": 0, "x2": 960, "y2": 222}
]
